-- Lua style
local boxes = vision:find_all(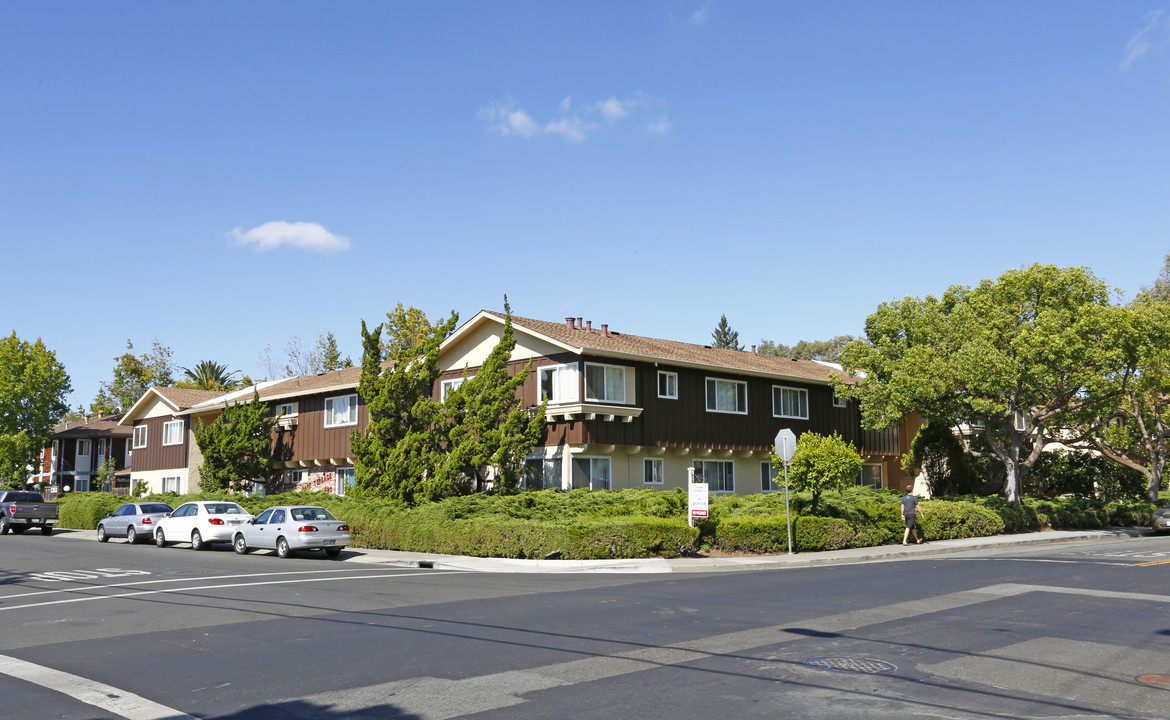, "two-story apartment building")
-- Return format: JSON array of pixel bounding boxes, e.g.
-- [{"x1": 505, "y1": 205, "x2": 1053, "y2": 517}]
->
[{"x1": 32, "y1": 414, "x2": 134, "y2": 496}]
